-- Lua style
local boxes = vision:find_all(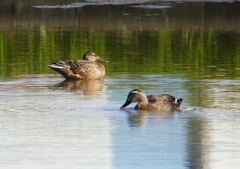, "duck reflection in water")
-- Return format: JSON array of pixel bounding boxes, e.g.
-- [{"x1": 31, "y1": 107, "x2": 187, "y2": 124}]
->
[
  {"x1": 121, "y1": 89, "x2": 183, "y2": 111},
  {"x1": 126, "y1": 109, "x2": 178, "y2": 127},
  {"x1": 54, "y1": 79, "x2": 105, "y2": 94},
  {"x1": 48, "y1": 52, "x2": 108, "y2": 80}
]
